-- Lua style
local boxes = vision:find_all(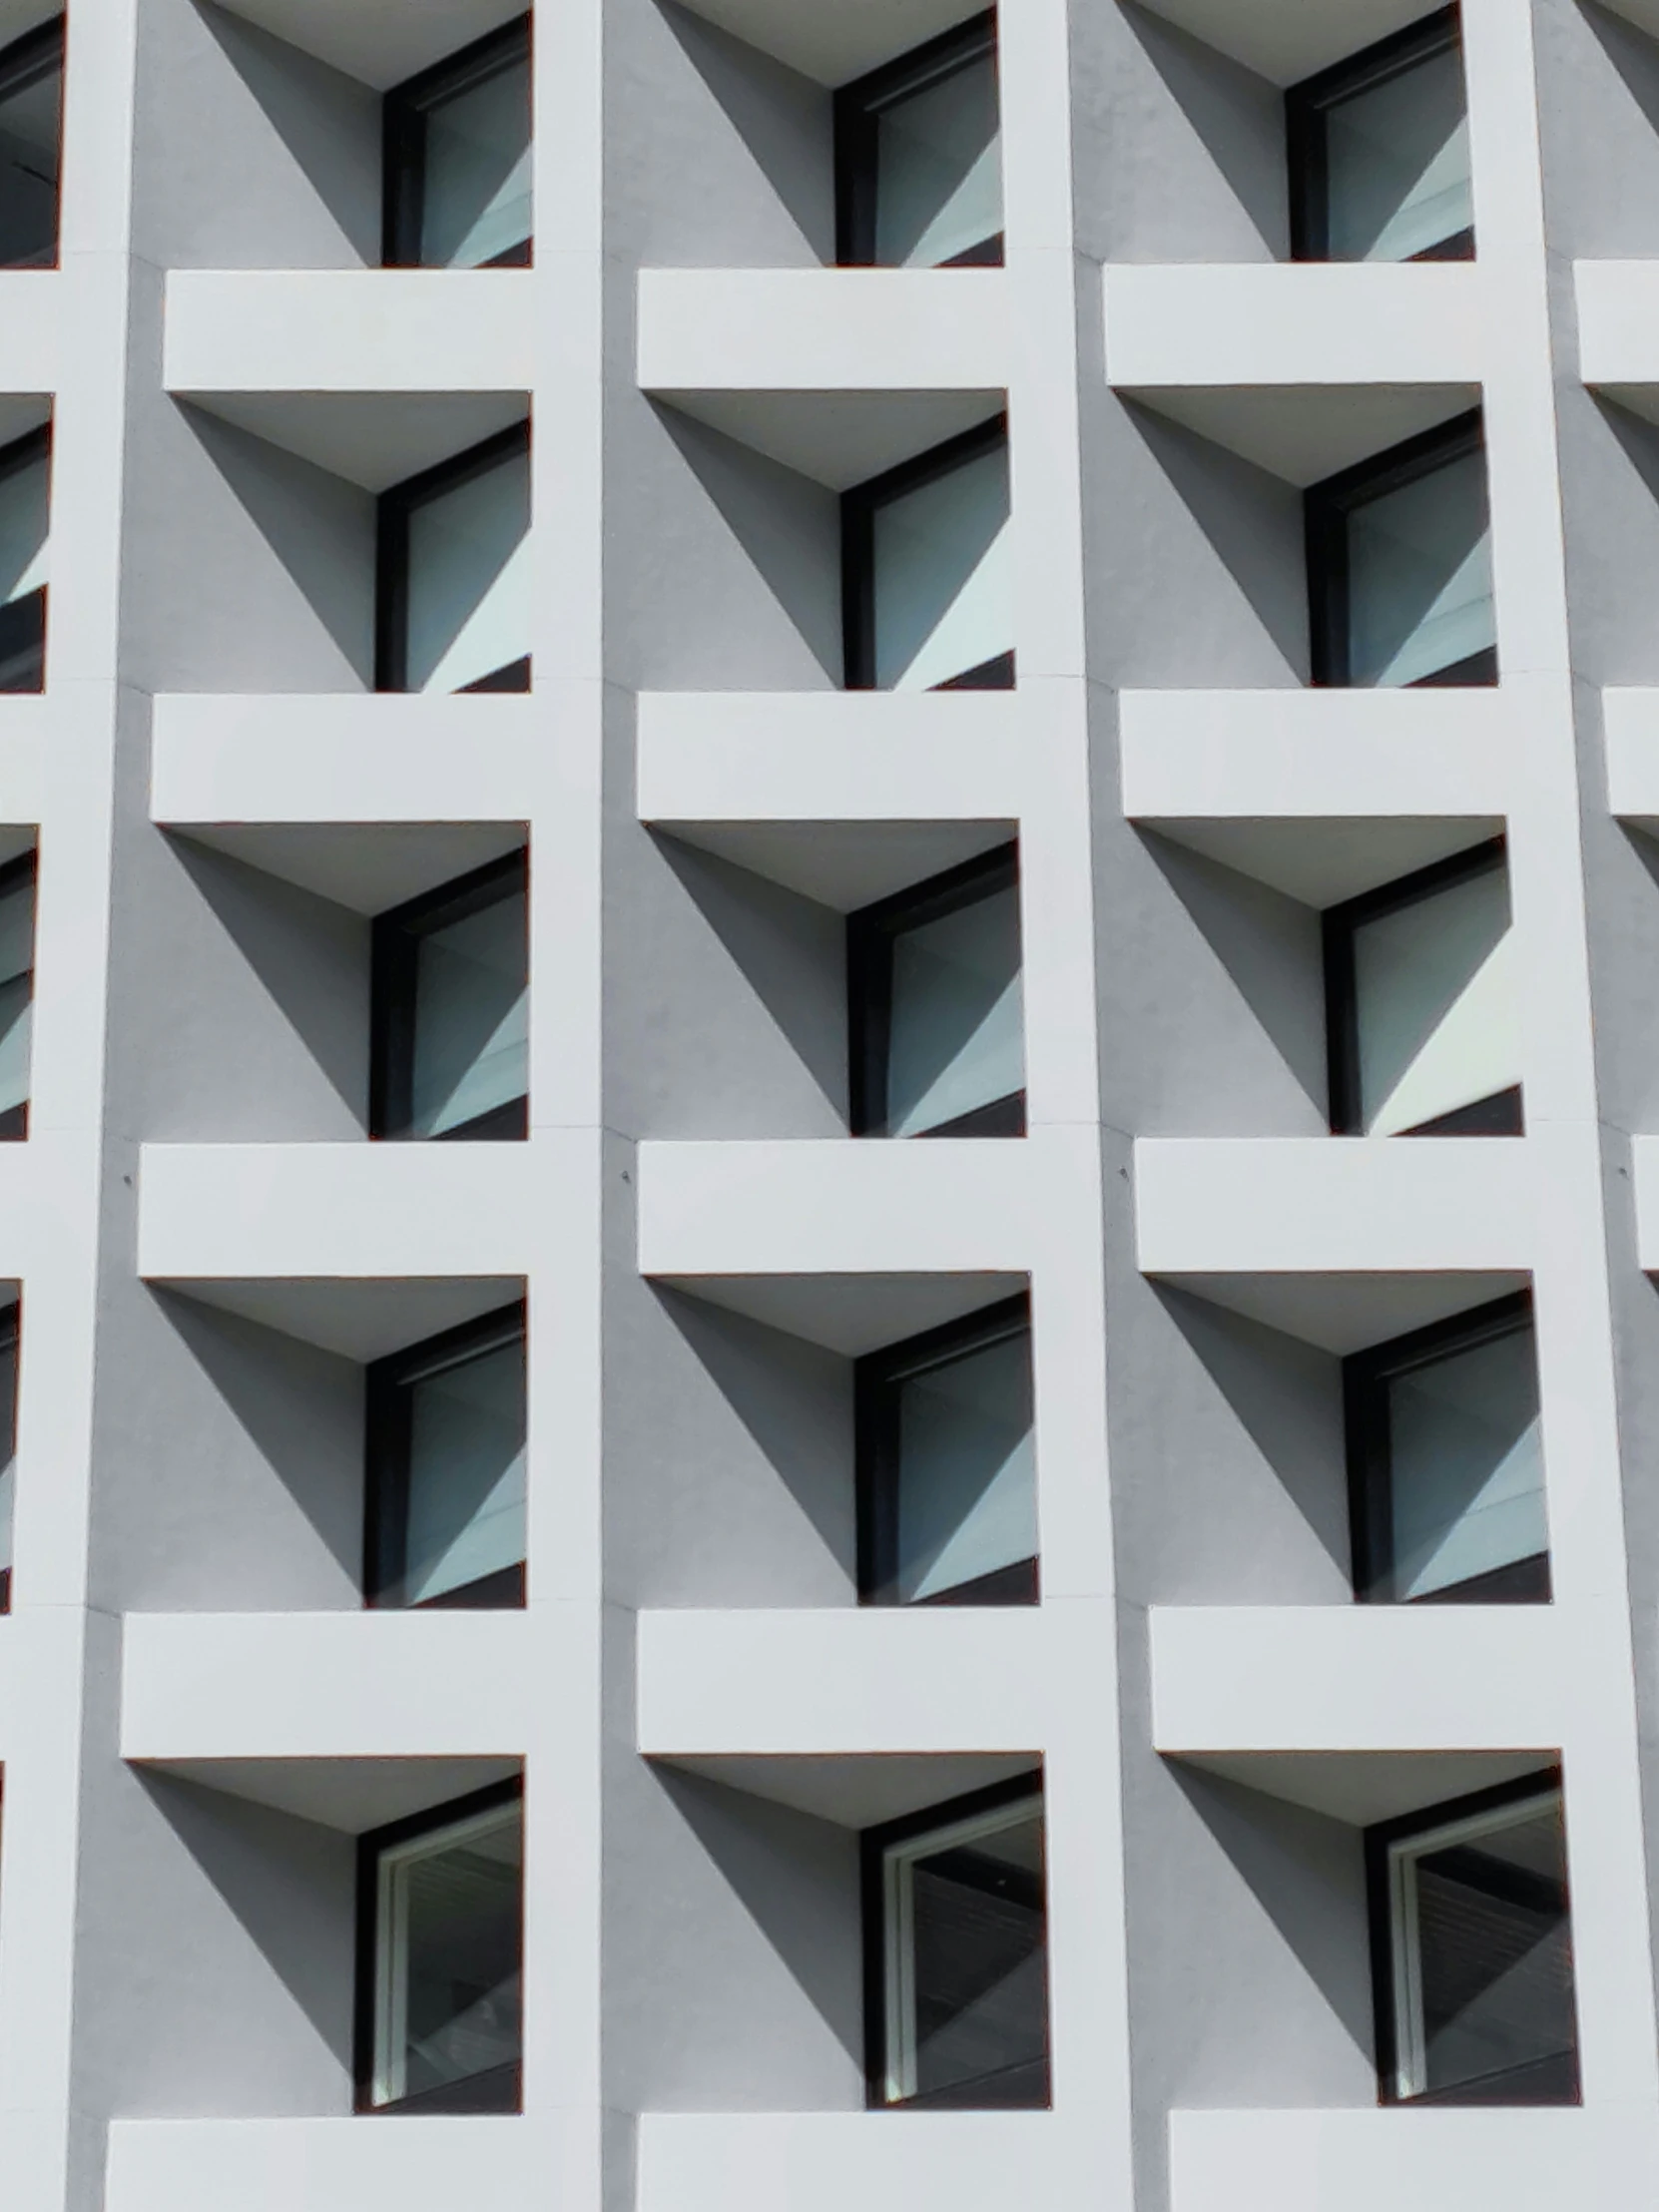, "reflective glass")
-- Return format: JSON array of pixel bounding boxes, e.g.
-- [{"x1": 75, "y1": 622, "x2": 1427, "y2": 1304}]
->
[
  {"x1": 1347, "y1": 446, "x2": 1493, "y2": 687},
  {"x1": 1326, "y1": 40, "x2": 1470, "y2": 263},
  {"x1": 0, "y1": 439, "x2": 47, "y2": 693},
  {"x1": 1353, "y1": 862, "x2": 1516, "y2": 1136},
  {"x1": 873, "y1": 48, "x2": 1001, "y2": 269},
  {"x1": 408, "y1": 881, "x2": 527, "y2": 1139},
  {"x1": 1385, "y1": 1322, "x2": 1545, "y2": 1601},
  {"x1": 397, "y1": 1332, "x2": 526, "y2": 1608},
  {"x1": 894, "y1": 1328, "x2": 1035, "y2": 1603},
  {"x1": 0, "y1": 1307, "x2": 17, "y2": 1598},
  {"x1": 885, "y1": 880, "x2": 1022, "y2": 1137},
  {"x1": 404, "y1": 444, "x2": 530, "y2": 695},
  {"x1": 374, "y1": 1800, "x2": 523, "y2": 2108},
  {"x1": 420, "y1": 50, "x2": 532, "y2": 270},
  {"x1": 0, "y1": 42, "x2": 60, "y2": 270},
  {"x1": 872, "y1": 439, "x2": 1010, "y2": 692}
]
